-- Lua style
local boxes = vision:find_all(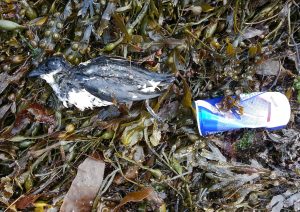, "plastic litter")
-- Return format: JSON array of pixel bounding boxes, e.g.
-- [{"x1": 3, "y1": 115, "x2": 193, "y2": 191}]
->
[{"x1": 194, "y1": 92, "x2": 291, "y2": 136}]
